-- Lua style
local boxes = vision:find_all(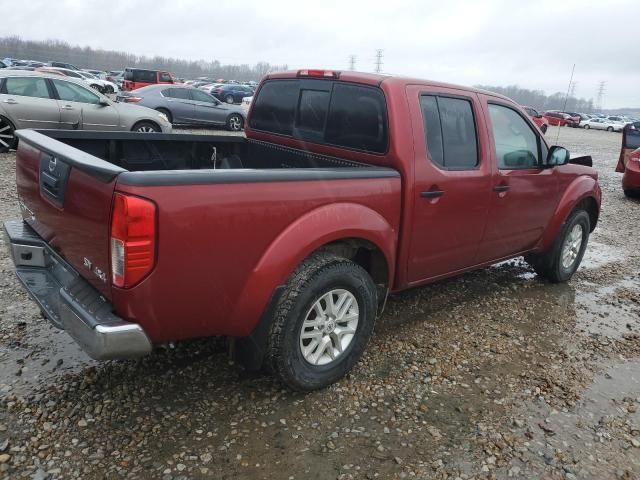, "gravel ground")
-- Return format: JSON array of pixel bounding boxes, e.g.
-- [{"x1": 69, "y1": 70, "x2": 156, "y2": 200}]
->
[{"x1": 0, "y1": 126, "x2": 639, "y2": 480}]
